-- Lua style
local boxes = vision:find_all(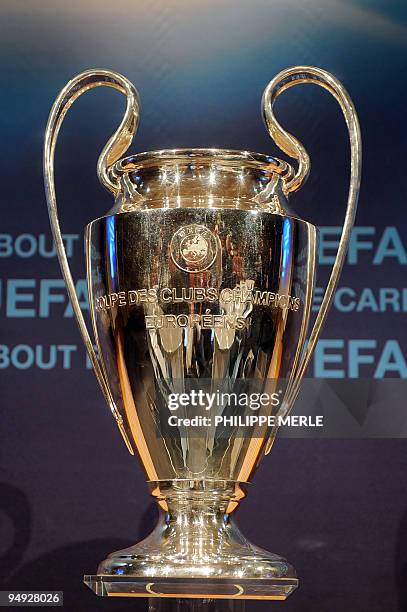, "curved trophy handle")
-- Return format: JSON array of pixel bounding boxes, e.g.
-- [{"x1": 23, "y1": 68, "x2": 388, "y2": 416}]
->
[
  {"x1": 262, "y1": 66, "x2": 362, "y2": 448},
  {"x1": 44, "y1": 69, "x2": 140, "y2": 453}
]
